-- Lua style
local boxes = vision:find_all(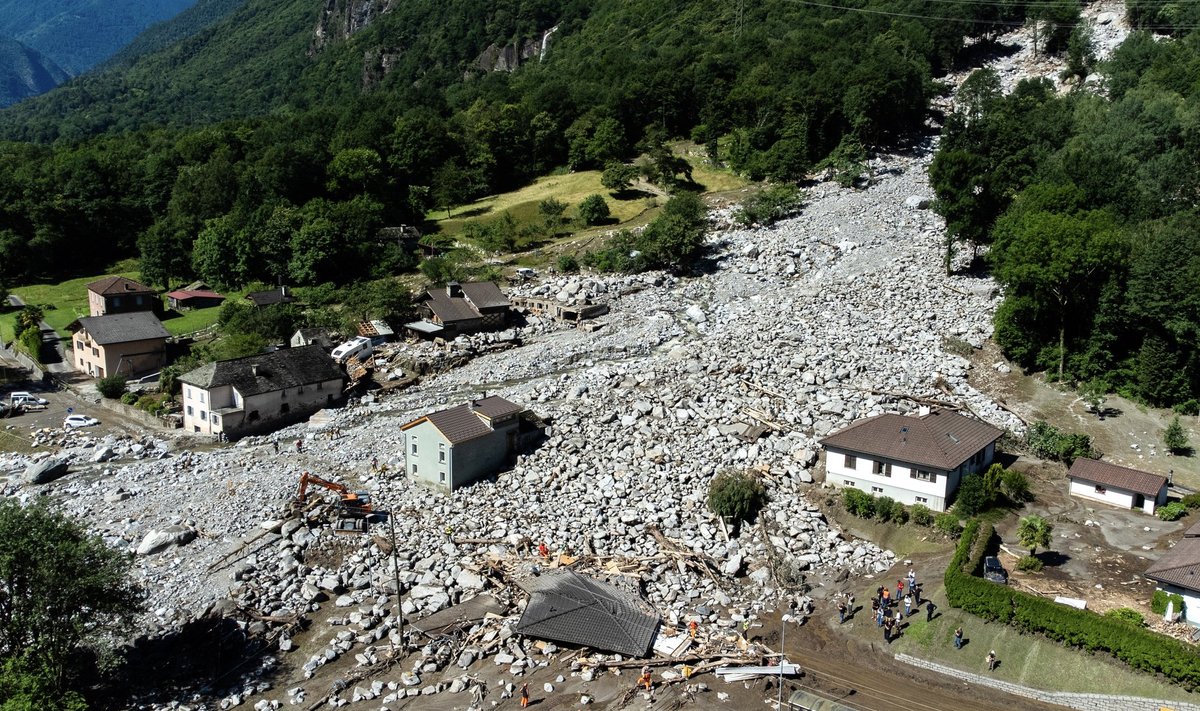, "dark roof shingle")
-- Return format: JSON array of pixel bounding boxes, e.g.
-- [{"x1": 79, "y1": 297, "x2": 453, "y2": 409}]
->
[
  {"x1": 87, "y1": 275, "x2": 154, "y2": 296},
  {"x1": 461, "y1": 281, "x2": 510, "y2": 310},
  {"x1": 1068, "y1": 458, "x2": 1167, "y2": 498},
  {"x1": 246, "y1": 287, "x2": 295, "y2": 307},
  {"x1": 424, "y1": 290, "x2": 482, "y2": 323},
  {"x1": 819, "y1": 409, "x2": 1003, "y2": 471},
  {"x1": 72, "y1": 312, "x2": 170, "y2": 345},
  {"x1": 515, "y1": 570, "x2": 660, "y2": 657},
  {"x1": 1146, "y1": 537, "x2": 1200, "y2": 593},
  {"x1": 178, "y1": 345, "x2": 343, "y2": 396},
  {"x1": 401, "y1": 396, "x2": 524, "y2": 444}
]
